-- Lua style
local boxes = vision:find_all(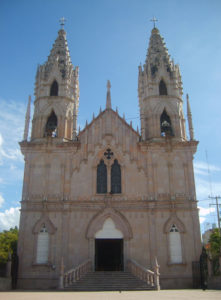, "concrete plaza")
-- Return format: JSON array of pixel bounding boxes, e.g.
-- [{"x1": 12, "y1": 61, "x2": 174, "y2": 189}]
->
[{"x1": 0, "y1": 290, "x2": 221, "y2": 300}]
